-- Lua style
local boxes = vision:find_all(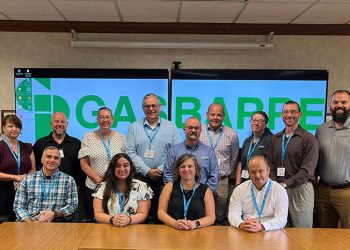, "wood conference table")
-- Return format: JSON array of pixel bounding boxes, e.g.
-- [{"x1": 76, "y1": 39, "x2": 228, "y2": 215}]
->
[{"x1": 1, "y1": 222, "x2": 350, "y2": 249}]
